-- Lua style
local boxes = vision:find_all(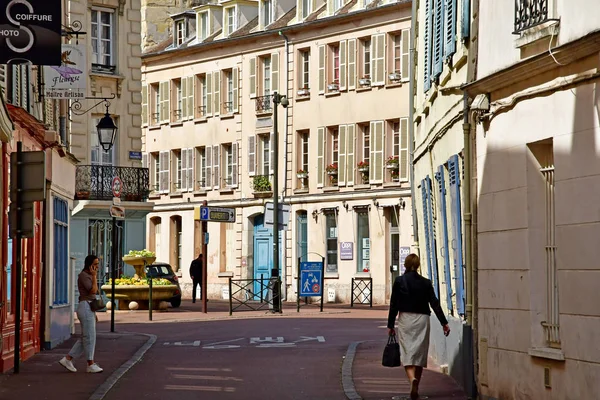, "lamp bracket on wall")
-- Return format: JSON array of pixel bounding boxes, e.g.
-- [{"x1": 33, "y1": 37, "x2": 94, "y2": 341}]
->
[
  {"x1": 69, "y1": 94, "x2": 116, "y2": 118},
  {"x1": 61, "y1": 20, "x2": 87, "y2": 44}
]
